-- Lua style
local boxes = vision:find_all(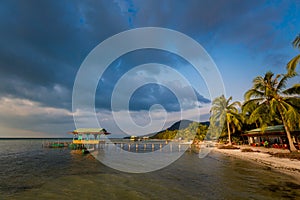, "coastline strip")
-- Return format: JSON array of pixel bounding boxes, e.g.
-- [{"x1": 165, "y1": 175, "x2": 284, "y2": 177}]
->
[{"x1": 213, "y1": 147, "x2": 300, "y2": 179}]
